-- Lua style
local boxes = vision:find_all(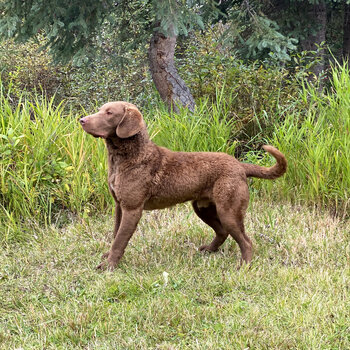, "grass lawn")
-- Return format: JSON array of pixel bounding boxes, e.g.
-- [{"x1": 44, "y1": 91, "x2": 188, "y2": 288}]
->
[{"x1": 1, "y1": 198, "x2": 349, "y2": 349}]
